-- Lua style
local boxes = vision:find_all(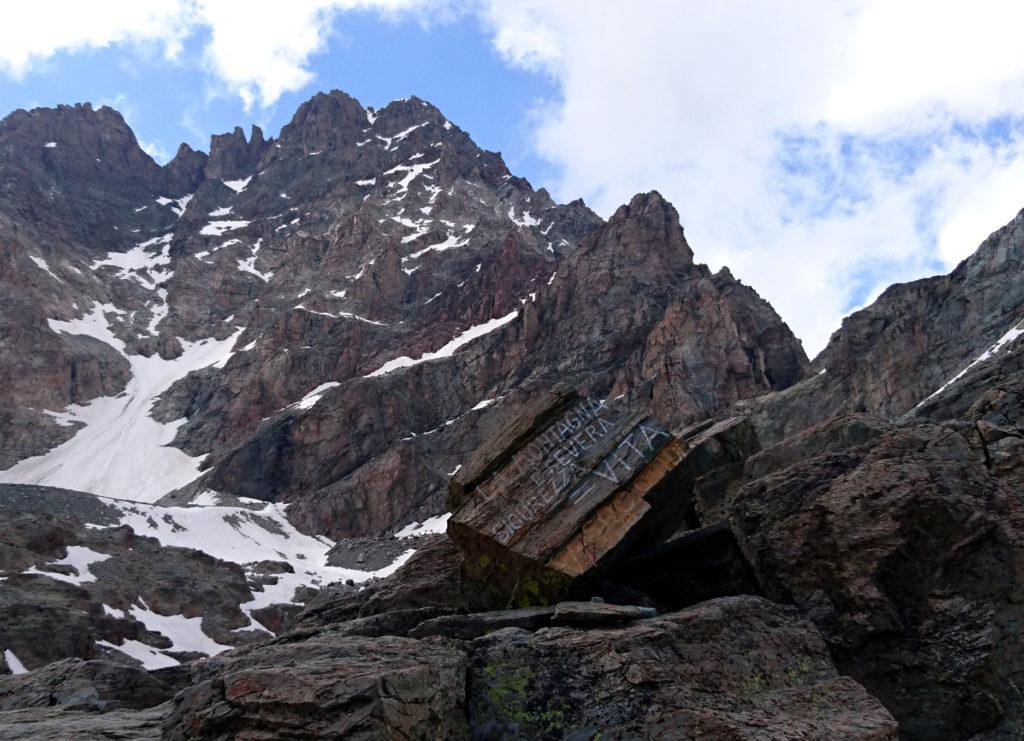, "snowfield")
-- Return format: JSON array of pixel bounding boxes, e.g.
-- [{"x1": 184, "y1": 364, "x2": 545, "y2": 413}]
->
[
  {"x1": 0, "y1": 303, "x2": 244, "y2": 502},
  {"x1": 19, "y1": 492, "x2": 420, "y2": 669}
]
